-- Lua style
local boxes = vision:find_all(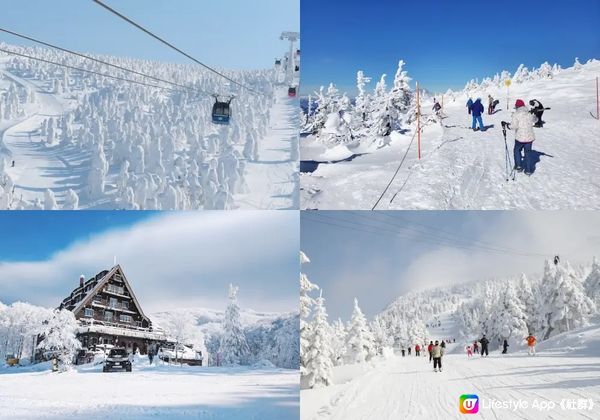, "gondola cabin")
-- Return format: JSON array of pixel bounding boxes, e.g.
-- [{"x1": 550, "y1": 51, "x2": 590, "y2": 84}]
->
[
  {"x1": 296, "y1": 49, "x2": 300, "y2": 56},
  {"x1": 212, "y1": 98, "x2": 232, "y2": 125},
  {"x1": 288, "y1": 87, "x2": 297, "y2": 97},
  {"x1": 295, "y1": 65, "x2": 300, "y2": 72},
  {"x1": 275, "y1": 59, "x2": 281, "y2": 66}
]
